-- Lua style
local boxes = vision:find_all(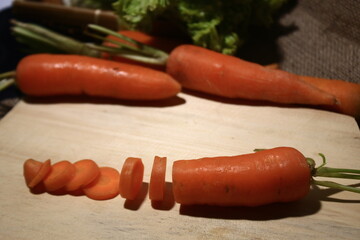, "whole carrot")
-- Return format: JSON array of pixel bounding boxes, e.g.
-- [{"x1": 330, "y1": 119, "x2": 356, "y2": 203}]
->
[
  {"x1": 166, "y1": 45, "x2": 336, "y2": 106},
  {"x1": 172, "y1": 147, "x2": 360, "y2": 207},
  {"x1": 86, "y1": 26, "x2": 338, "y2": 107},
  {"x1": 15, "y1": 54, "x2": 181, "y2": 100}
]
